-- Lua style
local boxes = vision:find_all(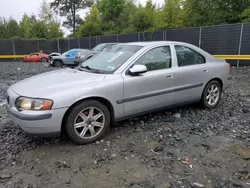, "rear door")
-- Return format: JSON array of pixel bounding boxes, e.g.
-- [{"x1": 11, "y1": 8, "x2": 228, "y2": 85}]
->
[
  {"x1": 122, "y1": 45, "x2": 175, "y2": 116},
  {"x1": 172, "y1": 45, "x2": 211, "y2": 104}
]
